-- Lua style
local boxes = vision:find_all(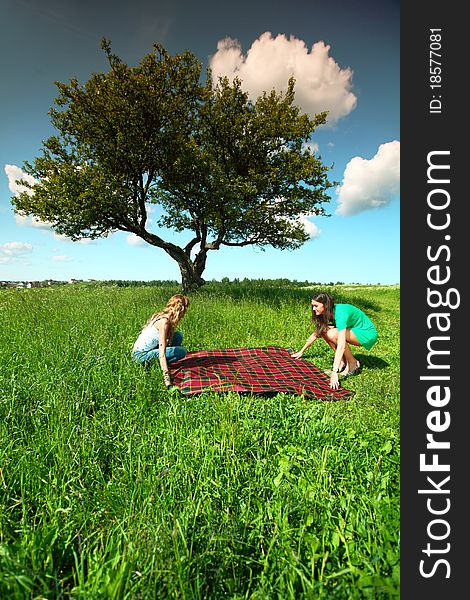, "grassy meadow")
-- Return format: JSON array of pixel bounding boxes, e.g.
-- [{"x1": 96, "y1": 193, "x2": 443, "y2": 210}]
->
[{"x1": 0, "y1": 280, "x2": 400, "y2": 599}]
